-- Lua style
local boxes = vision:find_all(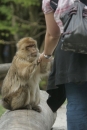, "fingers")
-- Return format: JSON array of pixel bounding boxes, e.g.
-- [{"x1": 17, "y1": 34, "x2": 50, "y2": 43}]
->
[
  {"x1": 38, "y1": 55, "x2": 42, "y2": 63},
  {"x1": 38, "y1": 53, "x2": 52, "y2": 63}
]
